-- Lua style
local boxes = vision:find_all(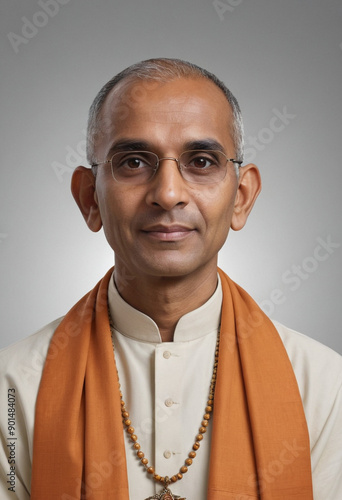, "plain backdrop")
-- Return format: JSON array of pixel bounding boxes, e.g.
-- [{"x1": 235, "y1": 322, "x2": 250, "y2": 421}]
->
[{"x1": 1, "y1": 0, "x2": 341, "y2": 353}]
